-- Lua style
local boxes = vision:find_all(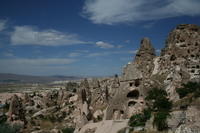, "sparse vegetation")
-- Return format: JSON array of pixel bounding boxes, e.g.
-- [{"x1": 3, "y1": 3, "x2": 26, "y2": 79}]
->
[
  {"x1": 0, "y1": 114, "x2": 7, "y2": 124},
  {"x1": 153, "y1": 111, "x2": 170, "y2": 131},
  {"x1": 62, "y1": 127, "x2": 75, "y2": 133},
  {"x1": 129, "y1": 108, "x2": 152, "y2": 127},
  {"x1": 145, "y1": 88, "x2": 167, "y2": 101},
  {"x1": 129, "y1": 88, "x2": 172, "y2": 131},
  {"x1": 145, "y1": 88, "x2": 172, "y2": 131},
  {"x1": 176, "y1": 81, "x2": 200, "y2": 98},
  {"x1": 0, "y1": 123, "x2": 21, "y2": 133},
  {"x1": 65, "y1": 82, "x2": 79, "y2": 91}
]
